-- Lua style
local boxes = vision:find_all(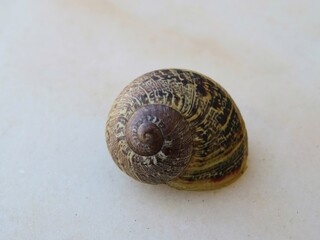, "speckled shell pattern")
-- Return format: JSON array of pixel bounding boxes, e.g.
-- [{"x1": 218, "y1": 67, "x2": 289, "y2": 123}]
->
[{"x1": 106, "y1": 69, "x2": 248, "y2": 191}]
